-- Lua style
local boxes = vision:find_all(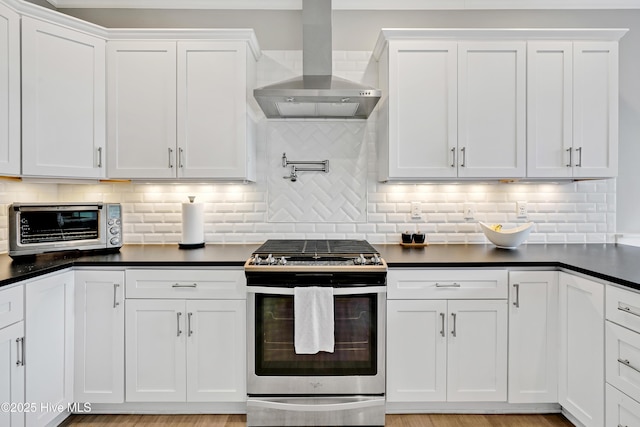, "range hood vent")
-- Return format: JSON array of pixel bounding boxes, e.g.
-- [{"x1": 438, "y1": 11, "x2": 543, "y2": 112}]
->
[{"x1": 253, "y1": 0, "x2": 381, "y2": 119}]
